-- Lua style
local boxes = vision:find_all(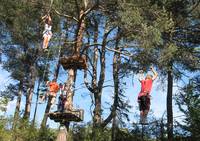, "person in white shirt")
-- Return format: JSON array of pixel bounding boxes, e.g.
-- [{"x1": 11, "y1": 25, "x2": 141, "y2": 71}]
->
[{"x1": 42, "y1": 15, "x2": 52, "y2": 50}]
